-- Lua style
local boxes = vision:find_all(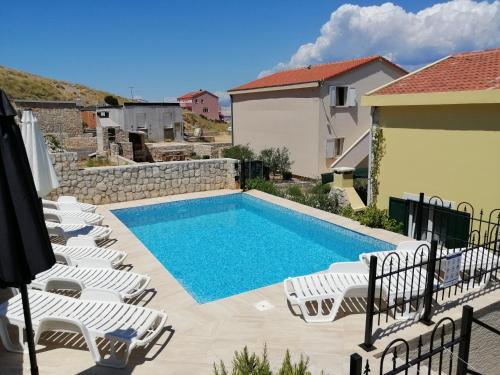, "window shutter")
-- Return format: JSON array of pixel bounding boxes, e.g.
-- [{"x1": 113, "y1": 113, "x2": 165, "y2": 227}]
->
[
  {"x1": 346, "y1": 87, "x2": 357, "y2": 107},
  {"x1": 329, "y1": 86, "x2": 336, "y2": 107},
  {"x1": 325, "y1": 139, "x2": 334, "y2": 158}
]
